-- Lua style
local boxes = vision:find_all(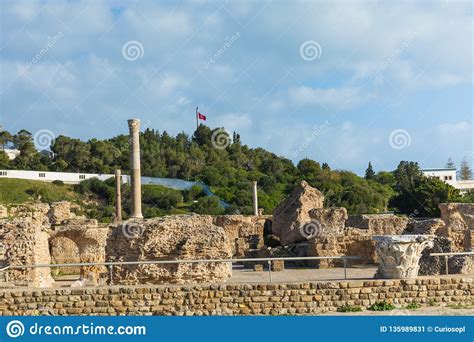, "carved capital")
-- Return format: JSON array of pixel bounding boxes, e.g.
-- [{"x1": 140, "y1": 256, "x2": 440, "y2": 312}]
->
[{"x1": 127, "y1": 119, "x2": 141, "y2": 133}]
